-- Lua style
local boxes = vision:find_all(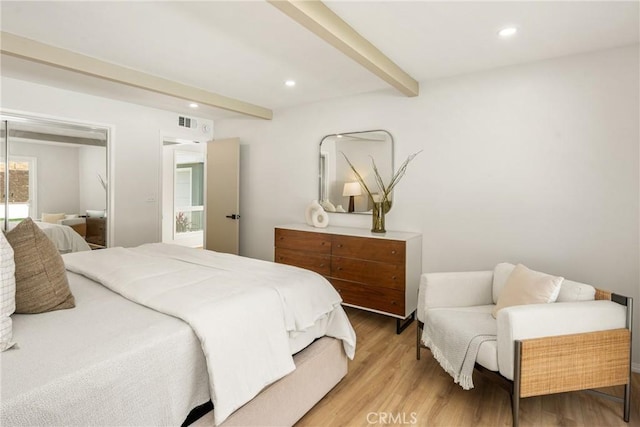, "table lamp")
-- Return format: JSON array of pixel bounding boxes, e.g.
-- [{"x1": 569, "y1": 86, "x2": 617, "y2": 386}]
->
[{"x1": 343, "y1": 182, "x2": 362, "y2": 213}]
